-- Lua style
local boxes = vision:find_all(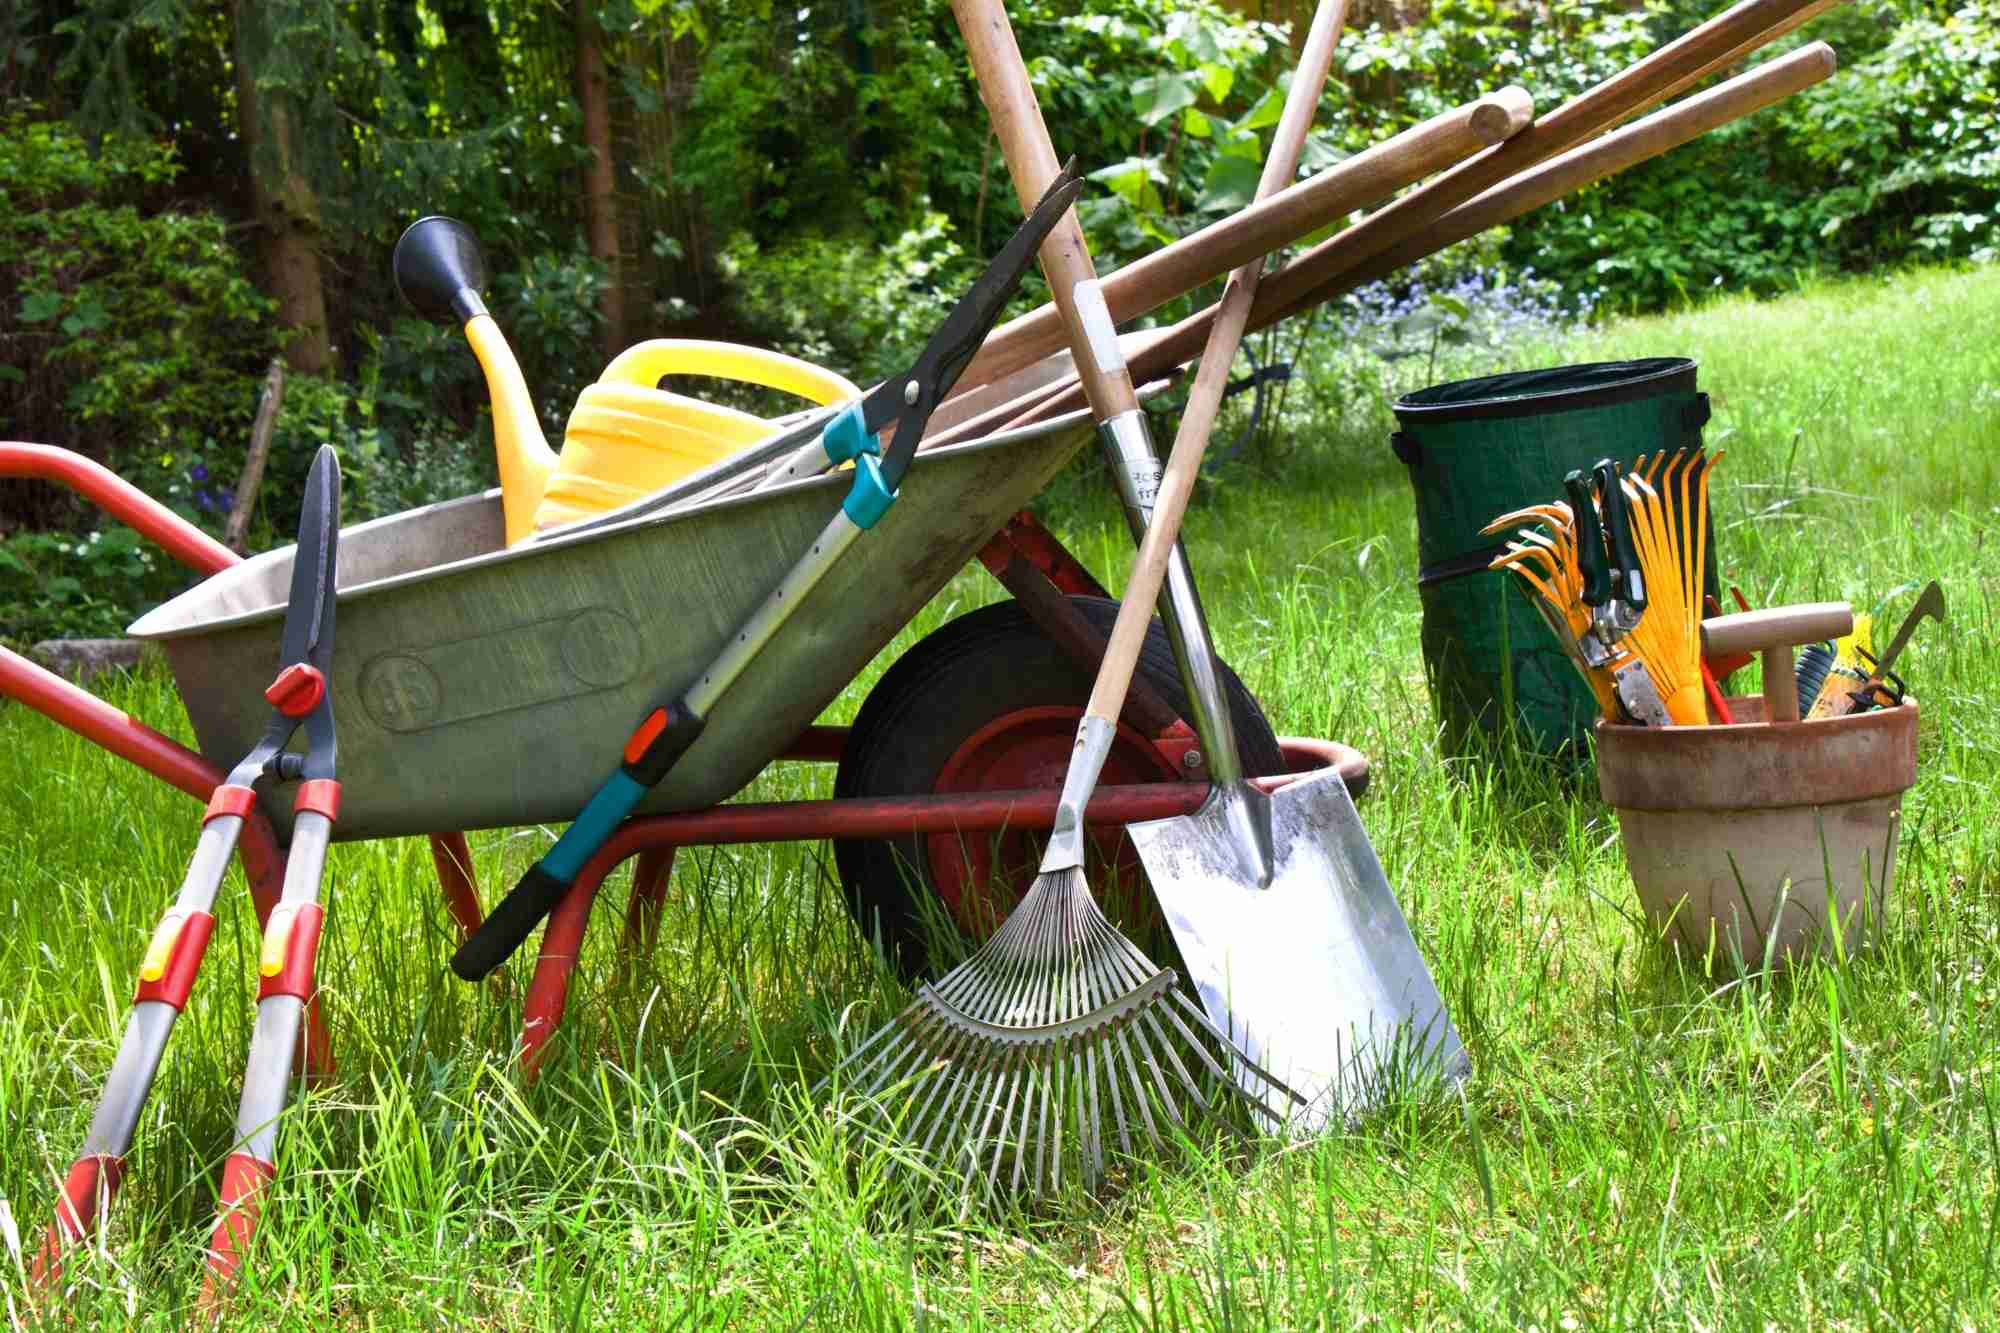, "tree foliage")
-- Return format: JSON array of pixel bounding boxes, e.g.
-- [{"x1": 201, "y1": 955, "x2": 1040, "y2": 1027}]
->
[{"x1": 2, "y1": 0, "x2": 1993, "y2": 640}]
